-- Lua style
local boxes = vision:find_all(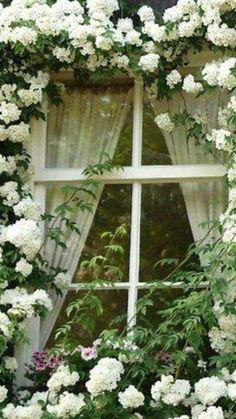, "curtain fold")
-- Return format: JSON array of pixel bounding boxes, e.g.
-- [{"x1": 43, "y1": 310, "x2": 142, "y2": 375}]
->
[
  {"x1": 149, "y1": 92, "x2": 228, "y2": 244},
  {"x1": 40, "y1": 86, "x2": 132, "y2": 348}
]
